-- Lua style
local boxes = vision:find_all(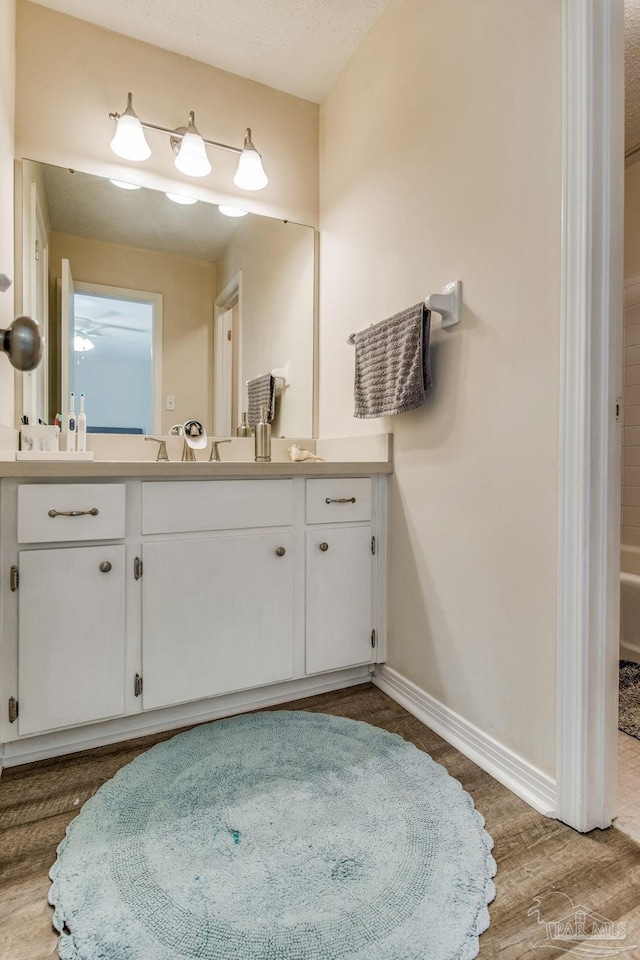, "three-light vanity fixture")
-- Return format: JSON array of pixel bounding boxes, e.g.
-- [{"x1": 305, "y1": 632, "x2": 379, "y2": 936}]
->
[{"x1": 109, "y1": 93, "x2": 269, "y2": 191}]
